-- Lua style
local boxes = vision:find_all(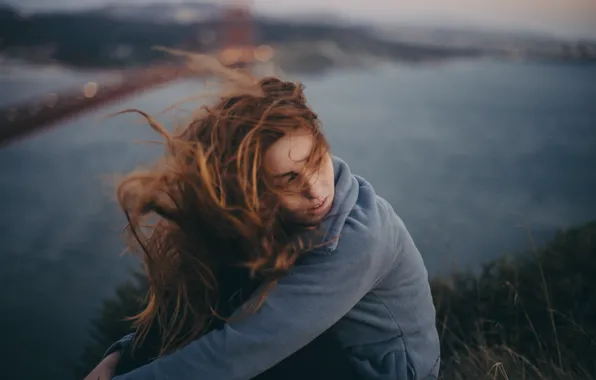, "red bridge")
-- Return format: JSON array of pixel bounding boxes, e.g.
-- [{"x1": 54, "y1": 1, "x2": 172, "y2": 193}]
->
[{"x1": 0, "y1": 2, "x2": 262, "y2": 146}]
